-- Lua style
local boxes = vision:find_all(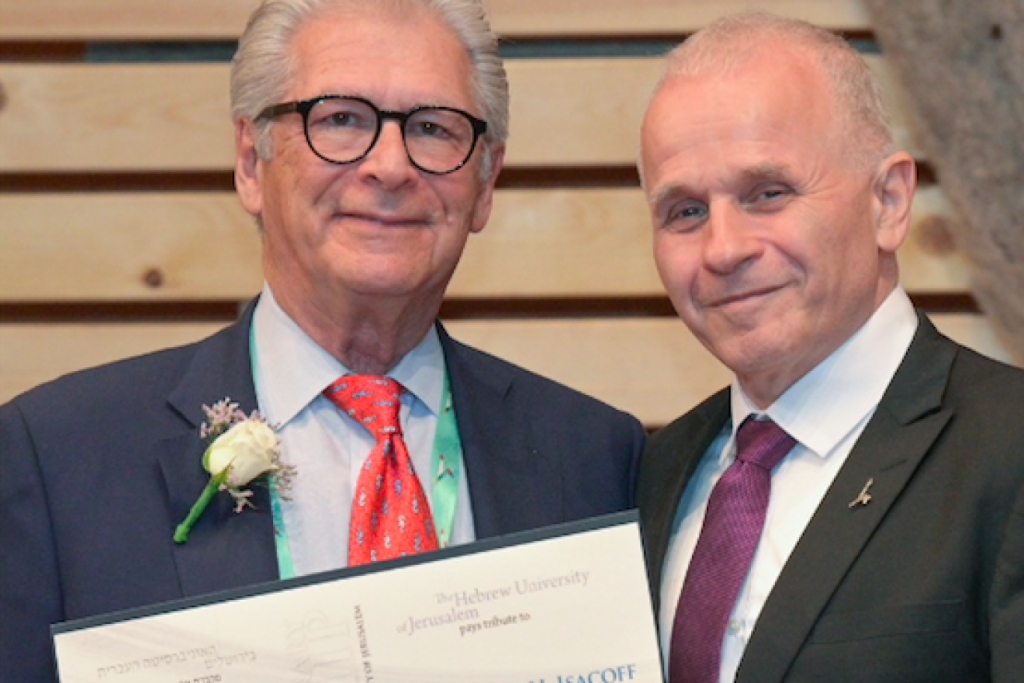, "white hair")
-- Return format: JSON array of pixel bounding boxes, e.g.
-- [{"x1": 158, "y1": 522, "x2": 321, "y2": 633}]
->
[{"x1": 230, "y1": 0, "x2": 509, "y2": 177}]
